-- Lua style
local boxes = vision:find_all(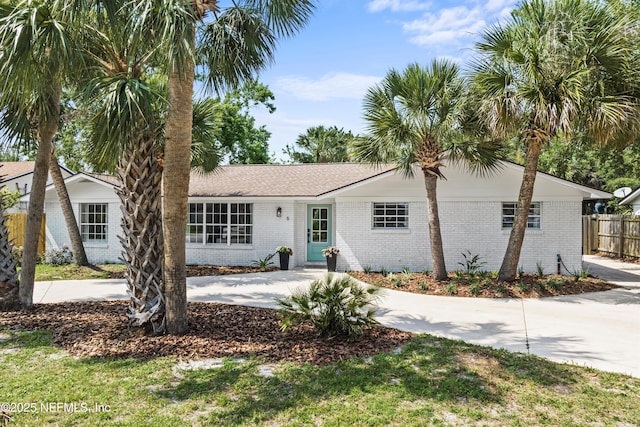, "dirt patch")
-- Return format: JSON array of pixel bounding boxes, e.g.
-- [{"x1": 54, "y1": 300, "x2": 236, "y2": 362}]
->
[
  {"x1": 0, "y1": 301, "x2": 413, "y2": 366},
  {"x1": 348, "y1": 271, "x2": 618, "y2": 298}
]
